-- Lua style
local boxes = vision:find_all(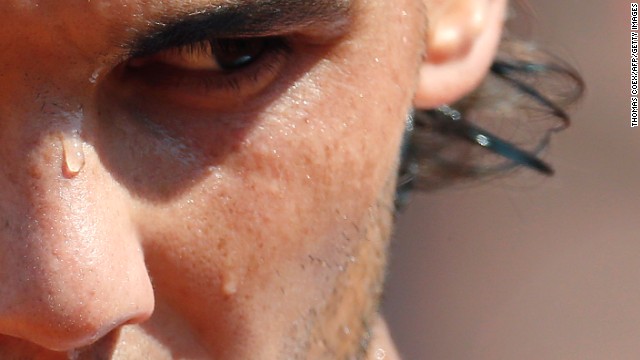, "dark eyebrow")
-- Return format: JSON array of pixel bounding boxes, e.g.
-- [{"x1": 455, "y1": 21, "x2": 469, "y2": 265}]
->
[{"x1": 128, "y1": 0, "x2": 352, "y2": 57}]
